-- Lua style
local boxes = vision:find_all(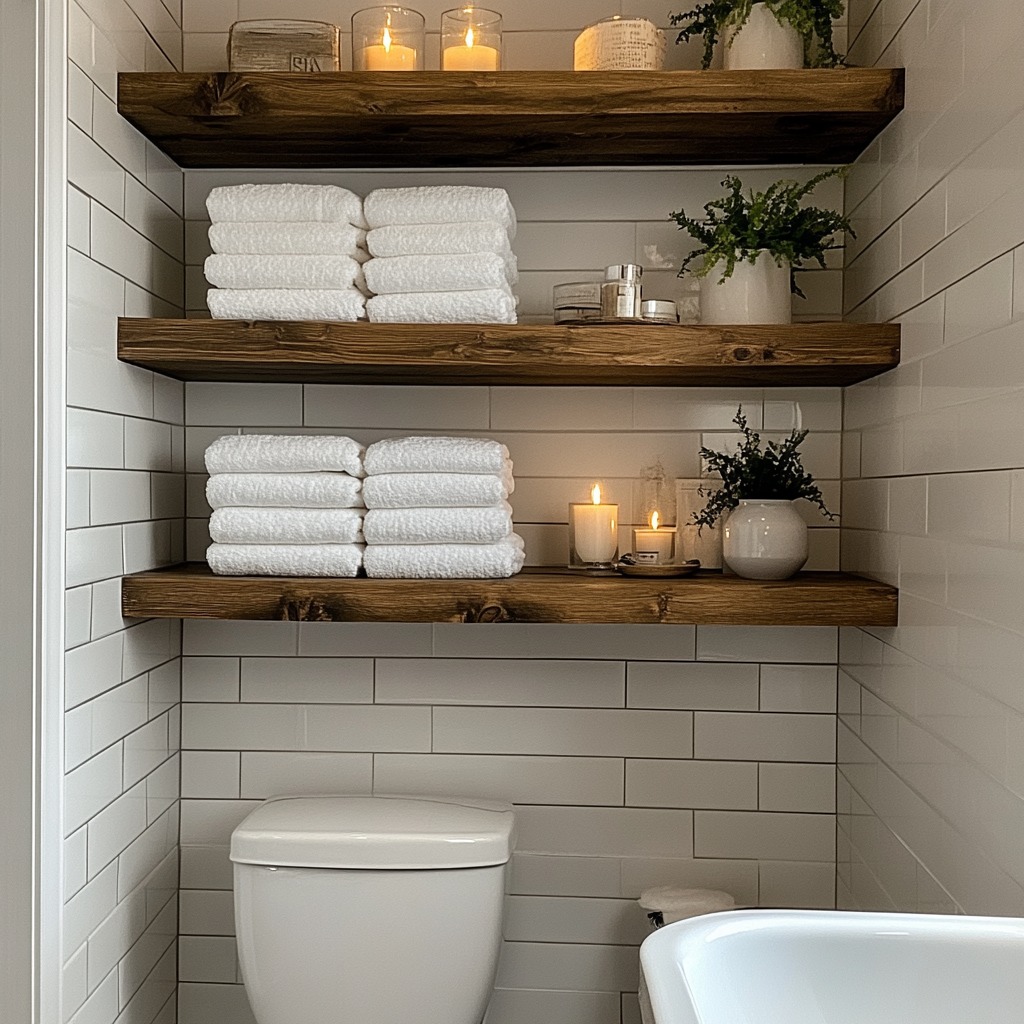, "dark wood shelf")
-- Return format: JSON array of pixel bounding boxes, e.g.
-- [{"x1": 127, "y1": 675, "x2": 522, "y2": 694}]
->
[
  {"x1": 122, "y1": 564, "x2": 898, "y2": 626},
  {"x1": 116, "y1": 69, "x2": 904, "y2": 168},
  {"x1": 117, "y1": 319, "x2": 900, "y2": 387}
]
